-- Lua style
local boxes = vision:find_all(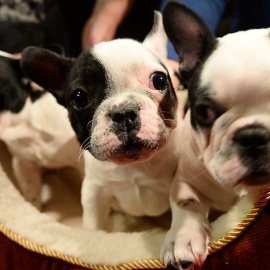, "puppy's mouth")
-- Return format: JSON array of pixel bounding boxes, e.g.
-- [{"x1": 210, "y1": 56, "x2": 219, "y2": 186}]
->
[{"x1": 106, "y1": 138, "x2": 161, "y2": 165}]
